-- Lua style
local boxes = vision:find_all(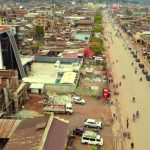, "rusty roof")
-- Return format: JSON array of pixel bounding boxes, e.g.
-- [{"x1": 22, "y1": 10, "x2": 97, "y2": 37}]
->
[
  {"x1": 0, "y1": 119, "x2": 21, "y2": 139},
  {"x1": 44, "y1": 118, "x2": 68, "y2": 150},
  {"x1": 3, "y1": 116, "x2": 69, "y2": 150},
  {"x1": 3, "y1": 116, "x2": 49, "y2": 150}
]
